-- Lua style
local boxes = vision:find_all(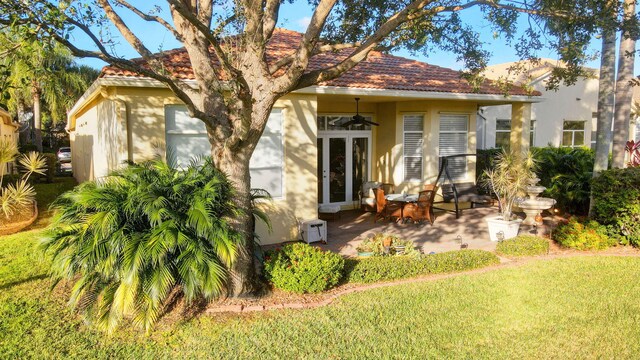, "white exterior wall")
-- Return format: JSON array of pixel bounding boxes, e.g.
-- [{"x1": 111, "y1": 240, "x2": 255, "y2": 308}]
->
[{"x1": 478, "y1": 75, "x2": 599, "y2": 149}]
